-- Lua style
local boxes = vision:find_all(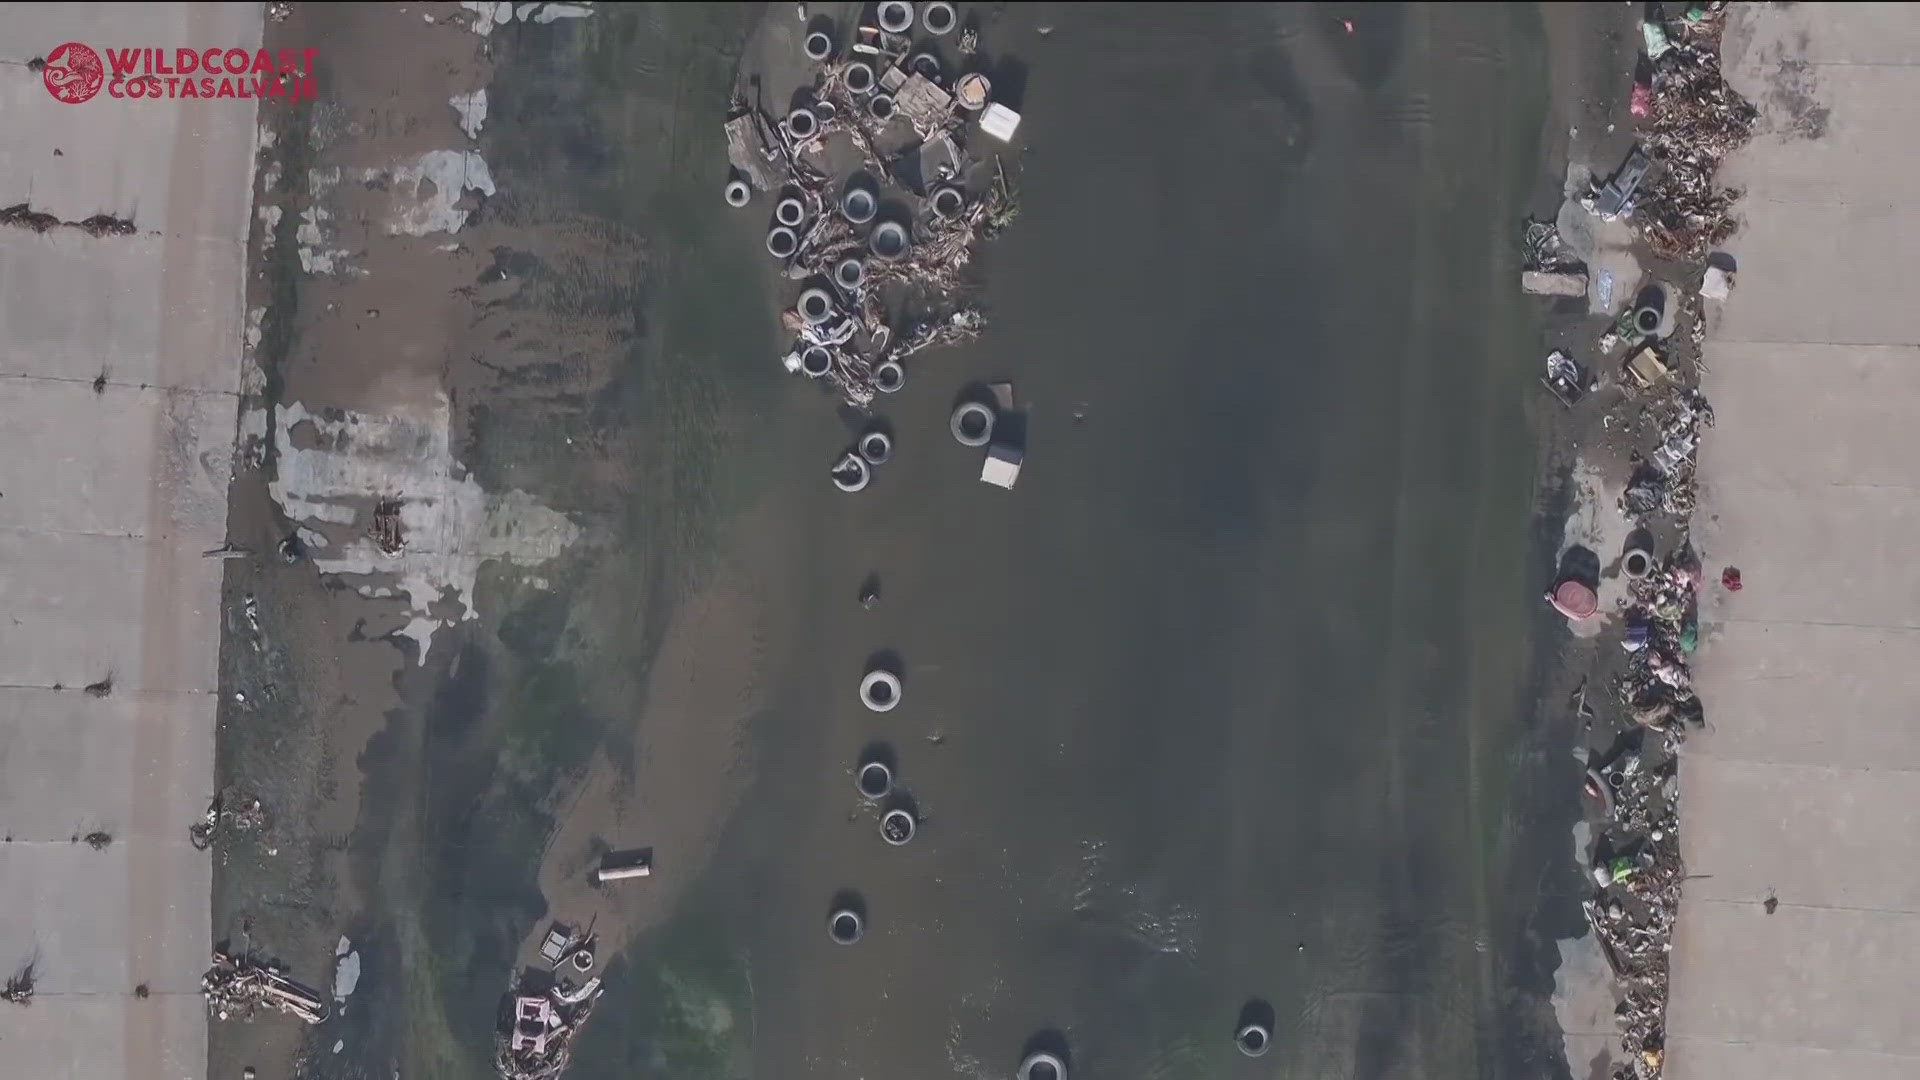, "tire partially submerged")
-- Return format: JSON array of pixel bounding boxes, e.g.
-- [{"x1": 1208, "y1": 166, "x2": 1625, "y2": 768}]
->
[
  {"x1": 1018, "y1": 1052, "x2": 1066, "y2": 1080},
  {"x1": 1235, "y1": 1023, "x2": 1272, "y2": 1058},
  {"x1": 859, "y1": 430, "x2": 893, "y2": 465},
  {"x1": 832, "y1": 454, "x2": 871, "y2": 493},
  {"x1": 828, "y1": 909, "x2": 864, "y2": 945},
  {"x1": 873, "y1": 360, "x2": 905, "y2": 394},
  {"x1": 724, "y1": 179, "x2": 751, "y2": 208},
  {"x1": 880, "y1": 808, "x2": 916, "y2": 846},
  {"x1": 857, "y1": 761, "x2": 893, "y2": 800},
  {"x1": 950, "y1": 401, "x2": 994, "y2": 446}
]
